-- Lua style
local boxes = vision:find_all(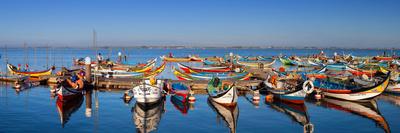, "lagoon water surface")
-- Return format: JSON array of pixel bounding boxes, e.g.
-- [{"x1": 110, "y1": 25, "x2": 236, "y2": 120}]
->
[{"x1": 1, "y1": 48, "x2": 400, "y2": 133}]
